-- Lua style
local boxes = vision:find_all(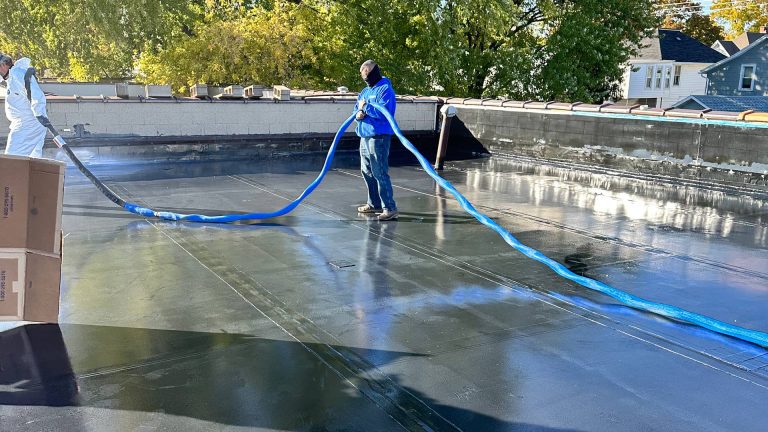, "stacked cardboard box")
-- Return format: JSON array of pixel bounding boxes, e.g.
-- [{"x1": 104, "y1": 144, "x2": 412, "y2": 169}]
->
[{"x1": 0, "y1": 155, "x2": 65, "y2": 322}]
